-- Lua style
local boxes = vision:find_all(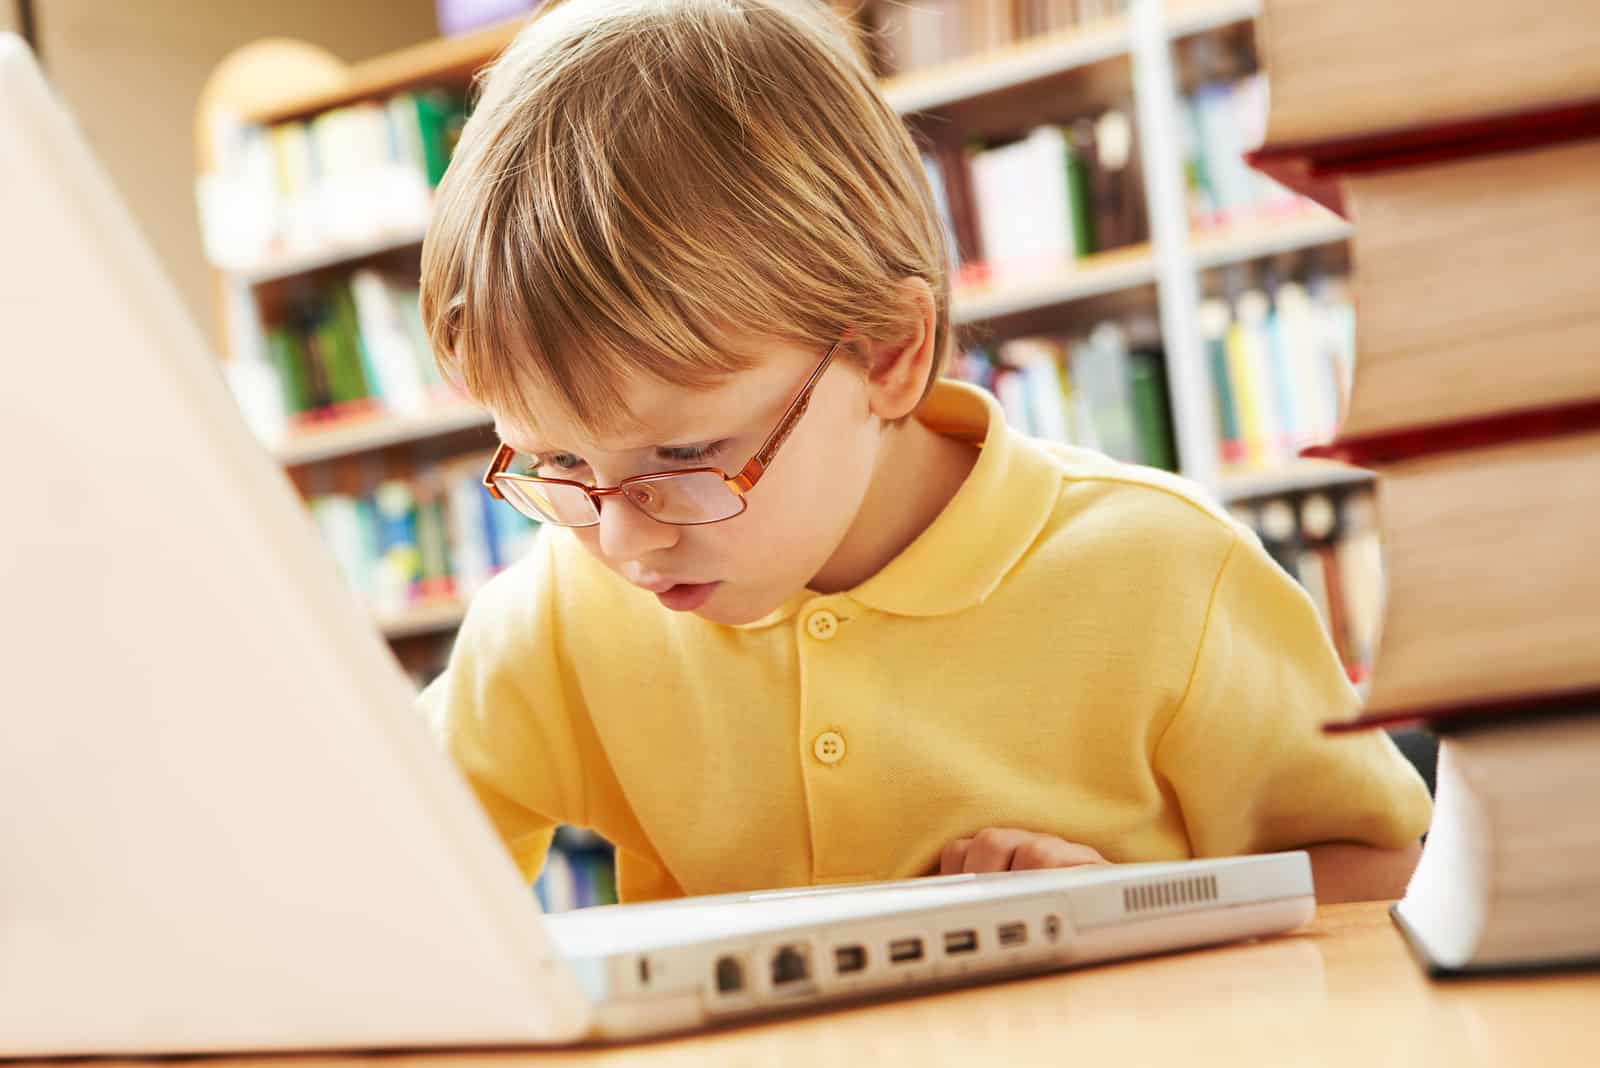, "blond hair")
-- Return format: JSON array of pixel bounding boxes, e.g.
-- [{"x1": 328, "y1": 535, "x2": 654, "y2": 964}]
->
[{"x1": 420, "y1": 0, "x2": 950, "y2": 434}]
